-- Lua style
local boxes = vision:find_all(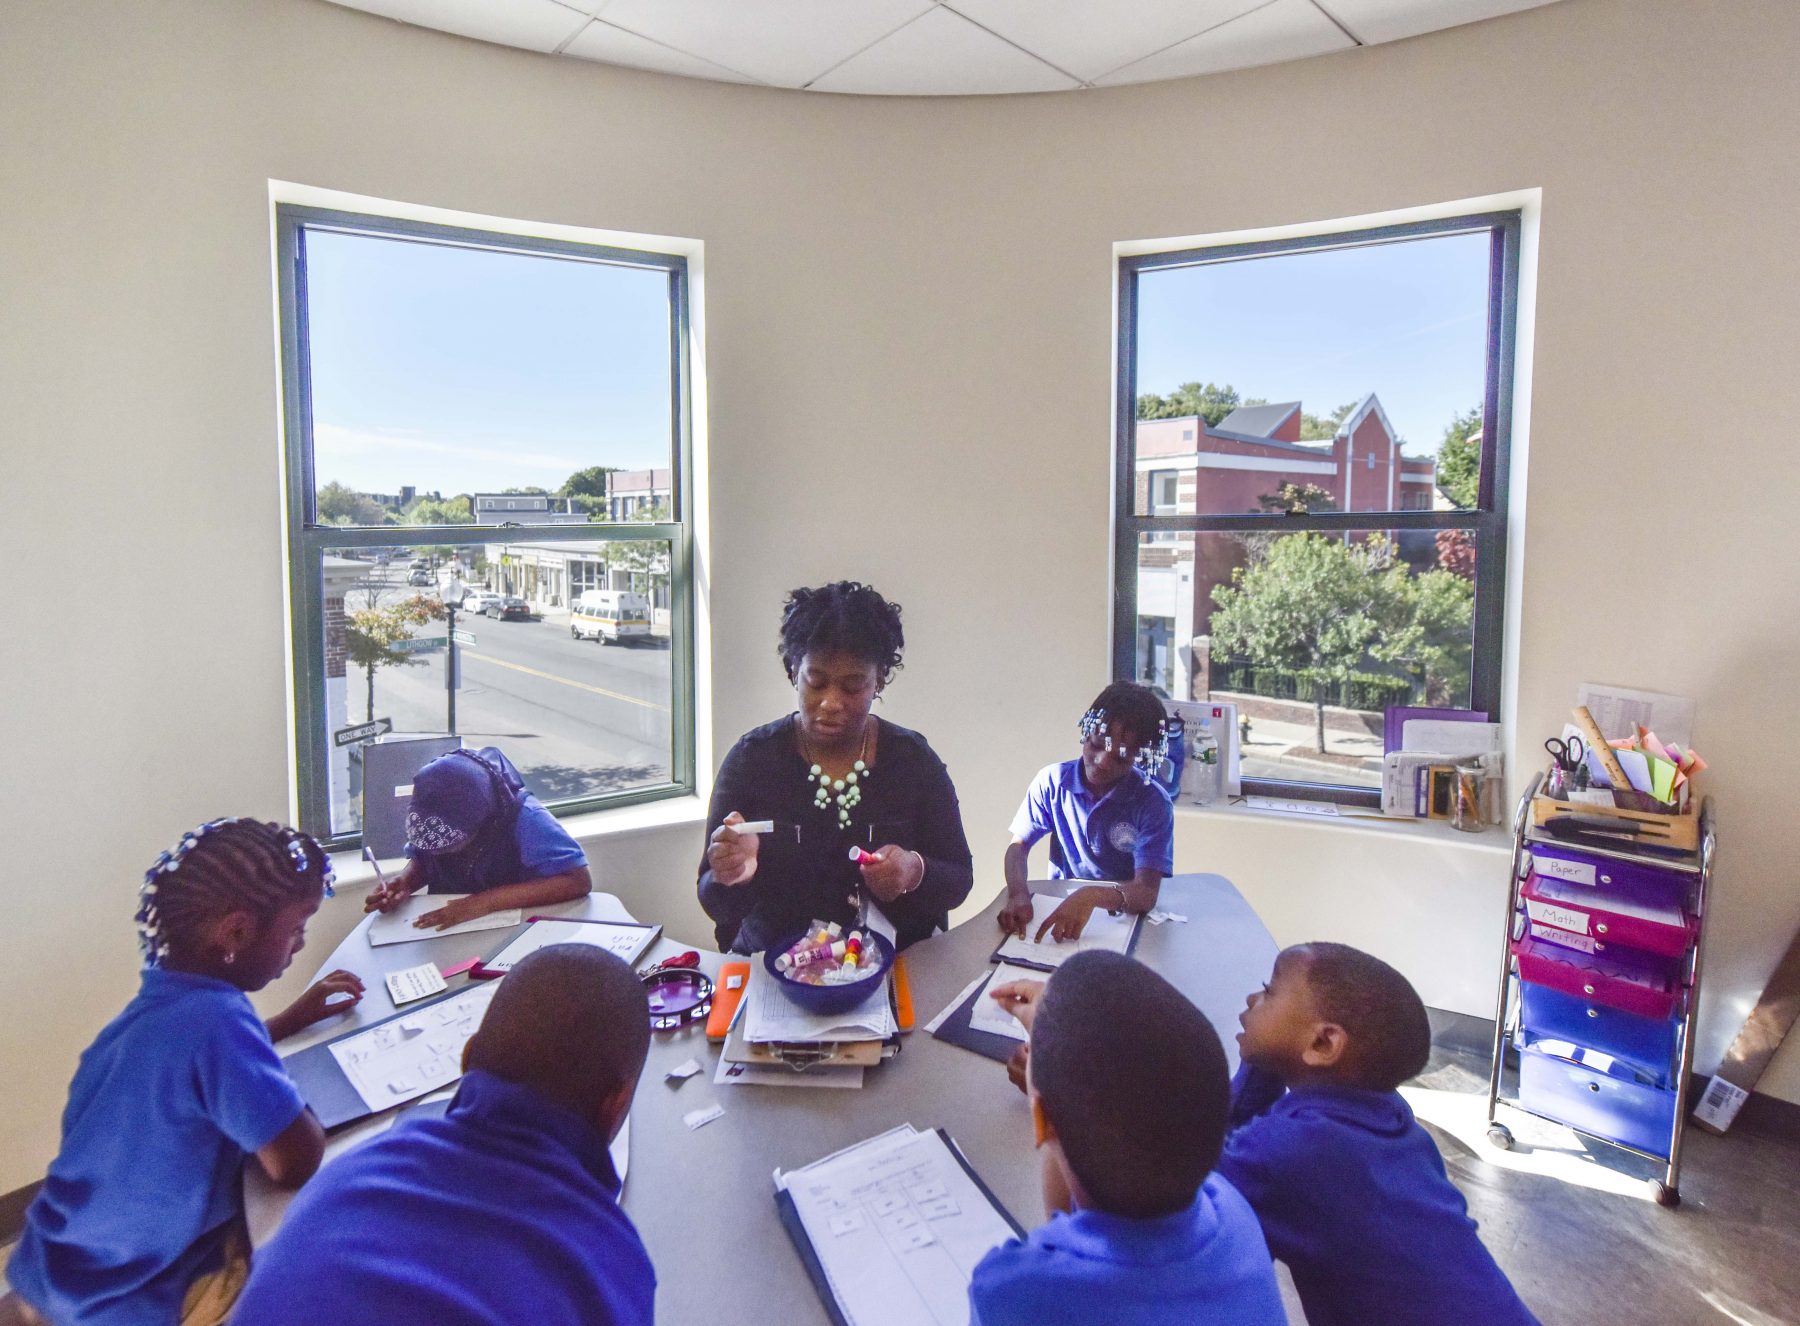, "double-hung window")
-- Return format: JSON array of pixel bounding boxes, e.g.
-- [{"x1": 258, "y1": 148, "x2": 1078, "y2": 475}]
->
[
  {"x1": 1115, "y1": 211, "x2": 1520, "y2": 805},
  {"x1": 276, "y1": 206, "x2": 695, "y2": 846}
]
